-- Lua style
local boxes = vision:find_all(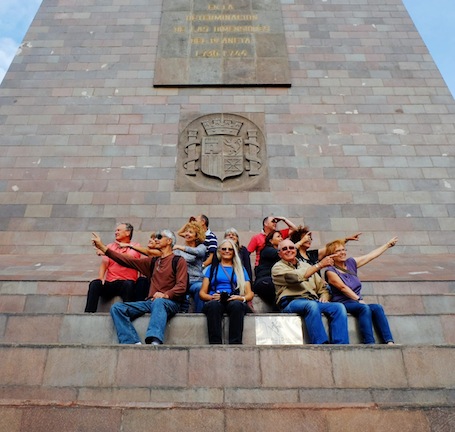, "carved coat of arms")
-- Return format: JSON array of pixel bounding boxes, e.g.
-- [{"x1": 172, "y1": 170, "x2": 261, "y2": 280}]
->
[{"x1": 181, "y1": 114, "x2": 264, "y2": 184}]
